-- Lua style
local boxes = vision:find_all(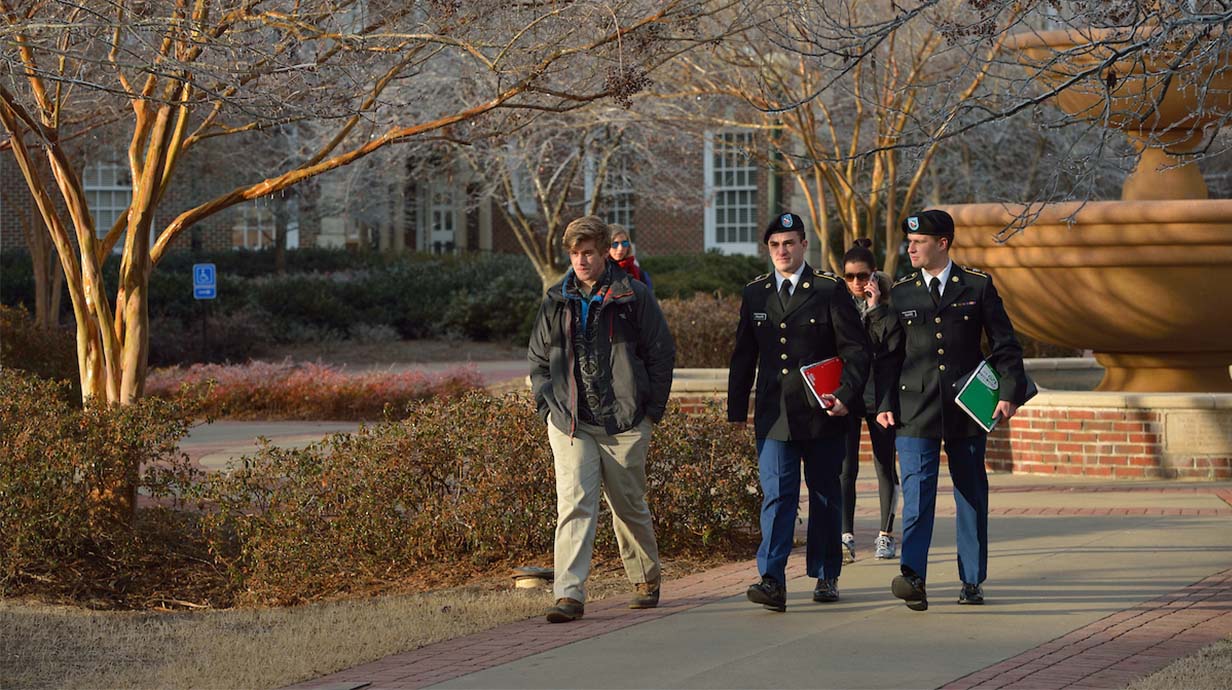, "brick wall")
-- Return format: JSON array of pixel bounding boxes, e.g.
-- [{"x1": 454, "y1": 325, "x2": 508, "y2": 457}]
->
[{"x1": 669, "y1": 391, "x2": 1232, "y2": 481}]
